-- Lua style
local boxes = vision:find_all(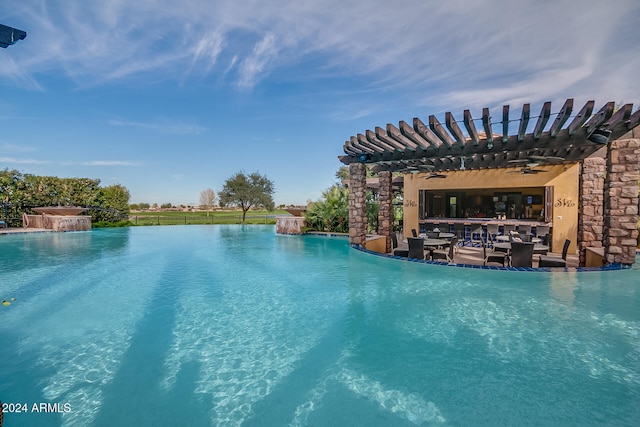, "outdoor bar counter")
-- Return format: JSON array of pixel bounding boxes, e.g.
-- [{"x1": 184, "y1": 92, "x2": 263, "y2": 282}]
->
[{"x1": 419, "y1": 218, "x2": 551, "y2": 228}]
